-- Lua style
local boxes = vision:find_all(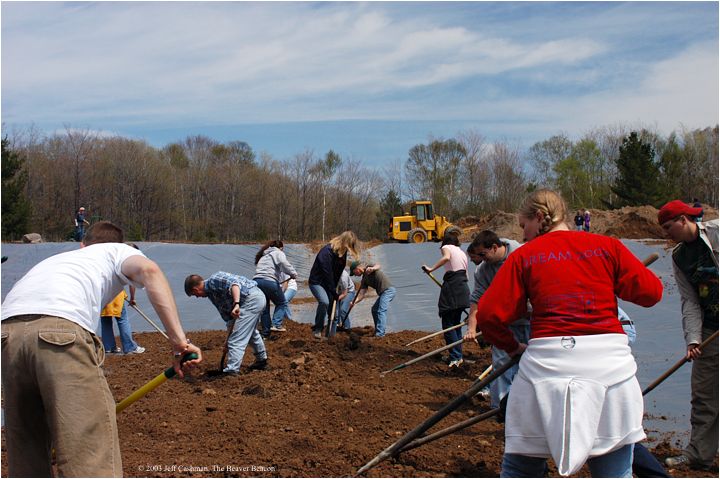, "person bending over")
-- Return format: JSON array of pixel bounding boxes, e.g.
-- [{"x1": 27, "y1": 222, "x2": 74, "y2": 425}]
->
[{"x1": 1, "y1": 221, "x2": 202, "y2": 477}]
